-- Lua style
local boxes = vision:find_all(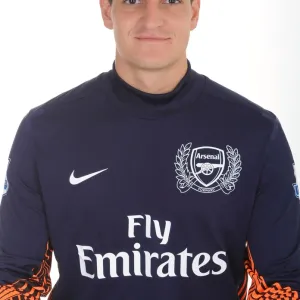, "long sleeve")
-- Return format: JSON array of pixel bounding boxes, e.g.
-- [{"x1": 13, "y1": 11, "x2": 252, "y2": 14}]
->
[
  {"x1": 0, "y1": 109, "x2": 53, "y2": 299},
  {"x1": 244, "y1": 114, "x2": 300, "y2": 299}
]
